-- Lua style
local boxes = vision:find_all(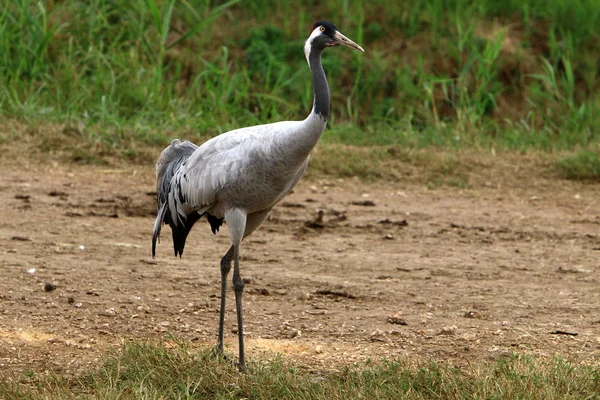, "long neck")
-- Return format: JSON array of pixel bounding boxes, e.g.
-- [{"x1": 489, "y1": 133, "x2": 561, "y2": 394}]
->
[
  {"x1": 273, "y1": 42, "x2": 329, "y2": 166},
  {"x1": 308, "y1": 46, "x2": 330, "y2": 121}
]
